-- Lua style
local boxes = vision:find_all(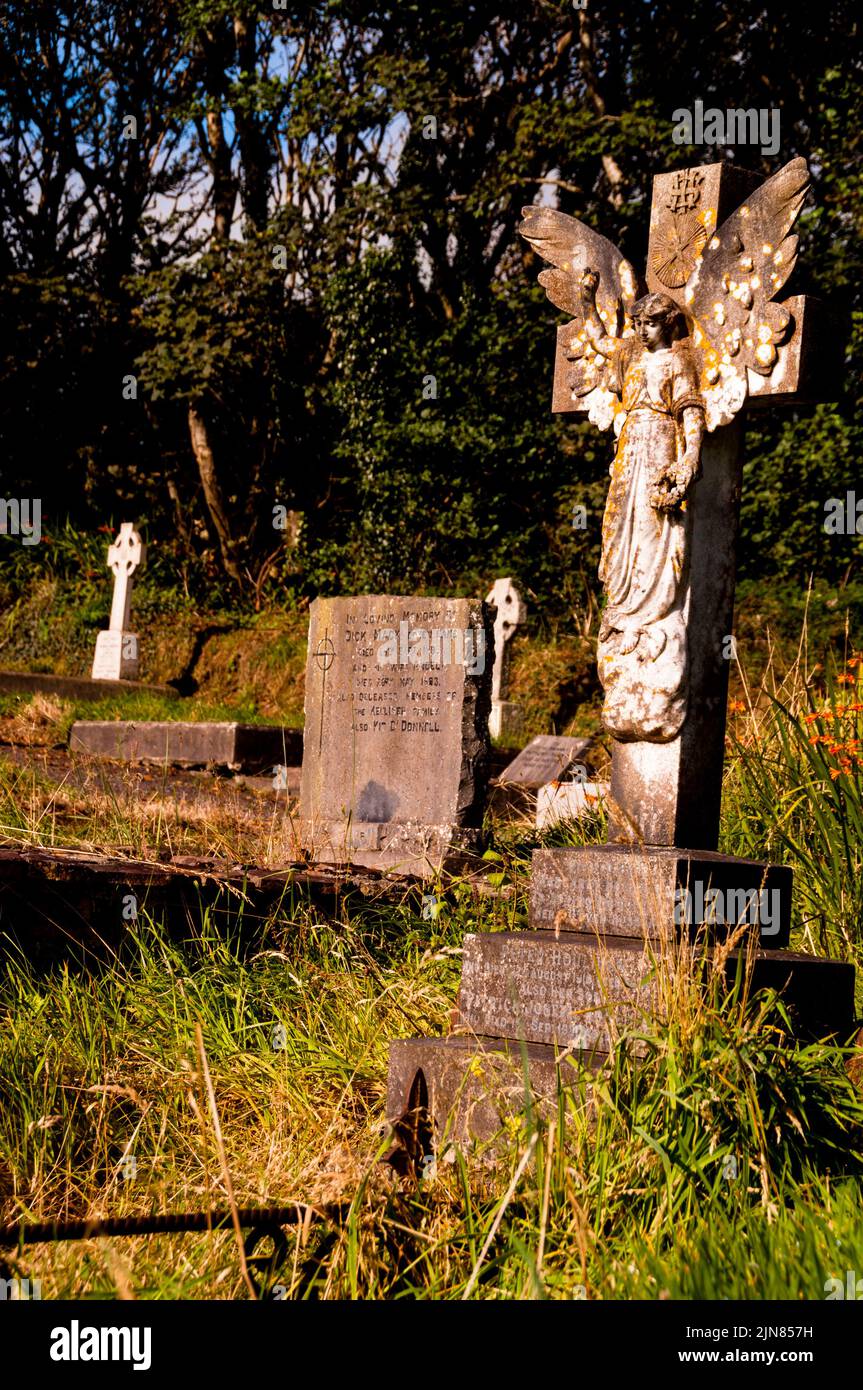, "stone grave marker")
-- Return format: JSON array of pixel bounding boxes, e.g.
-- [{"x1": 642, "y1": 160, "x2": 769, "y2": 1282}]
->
[
  {"x1": 69, "y1": 721, "x2": 302, "y2": 774},
  {"x1": 485, "y1": 577, "x2": 526, "y2": 740},
  {"x1": 387, "y1": 157, "x2": 854, "y2": 1152},
  {"x1": 490, "y1": 733, "x2": 590, "y2": 817},
  {"x1": 498, "y1": 734, "x2": 589, "y2": 788},
  {"x1": 297, "y1": 594, "x2": 492, "y2": 876},
  {"x1": 91, "y1": 523, "x2": 145, "y2": 681}
]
